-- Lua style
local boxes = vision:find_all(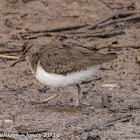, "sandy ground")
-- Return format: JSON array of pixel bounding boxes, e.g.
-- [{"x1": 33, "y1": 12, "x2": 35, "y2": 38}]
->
[{"x1": 0, "y1": 0, "x2": 140, "y2": 140}]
